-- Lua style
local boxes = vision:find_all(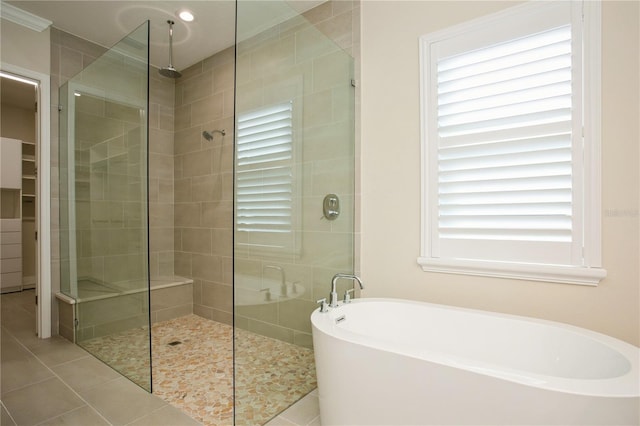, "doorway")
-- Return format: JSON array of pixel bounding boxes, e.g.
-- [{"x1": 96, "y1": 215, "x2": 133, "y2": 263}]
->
[{"x1": 0, "y1": 65, "x2": 52, "y2": 339}]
